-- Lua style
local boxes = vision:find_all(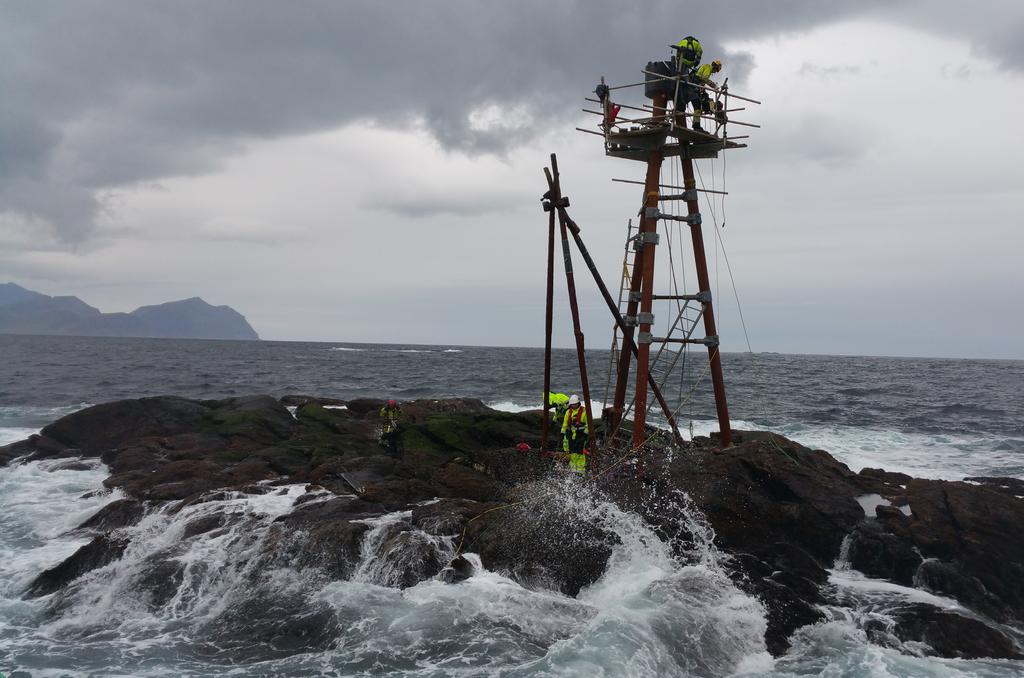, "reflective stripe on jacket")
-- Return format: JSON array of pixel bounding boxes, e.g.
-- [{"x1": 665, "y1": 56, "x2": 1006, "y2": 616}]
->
[{"x1": 561, "y1": 406, "x2": 588, "y2": 437}]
